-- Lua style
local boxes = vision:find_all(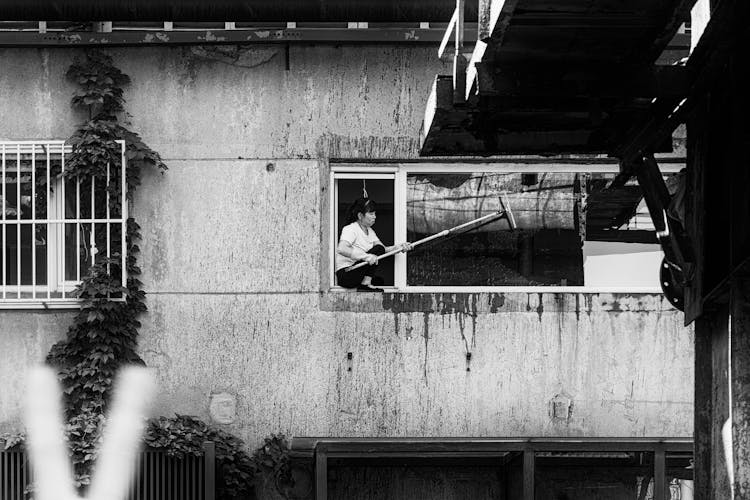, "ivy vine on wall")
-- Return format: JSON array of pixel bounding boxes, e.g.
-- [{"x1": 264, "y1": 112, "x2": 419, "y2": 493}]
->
[
  {"x1": 43, "y1": 48, "x2": 167, "y2": 489},
  {"x1": 2, "y1": 48, "x2": 294, "y2": 499}
]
